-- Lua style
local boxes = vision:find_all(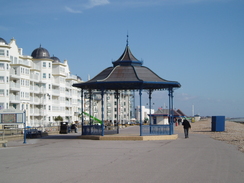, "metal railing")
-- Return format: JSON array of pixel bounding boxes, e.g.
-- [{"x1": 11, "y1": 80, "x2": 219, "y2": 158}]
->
[
  {"x1": 141, "y1": 124, "x2": 173, "y2": 135},
  {"x1": 82, "y1": 125, "x2": 118, "y2": 135}
]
